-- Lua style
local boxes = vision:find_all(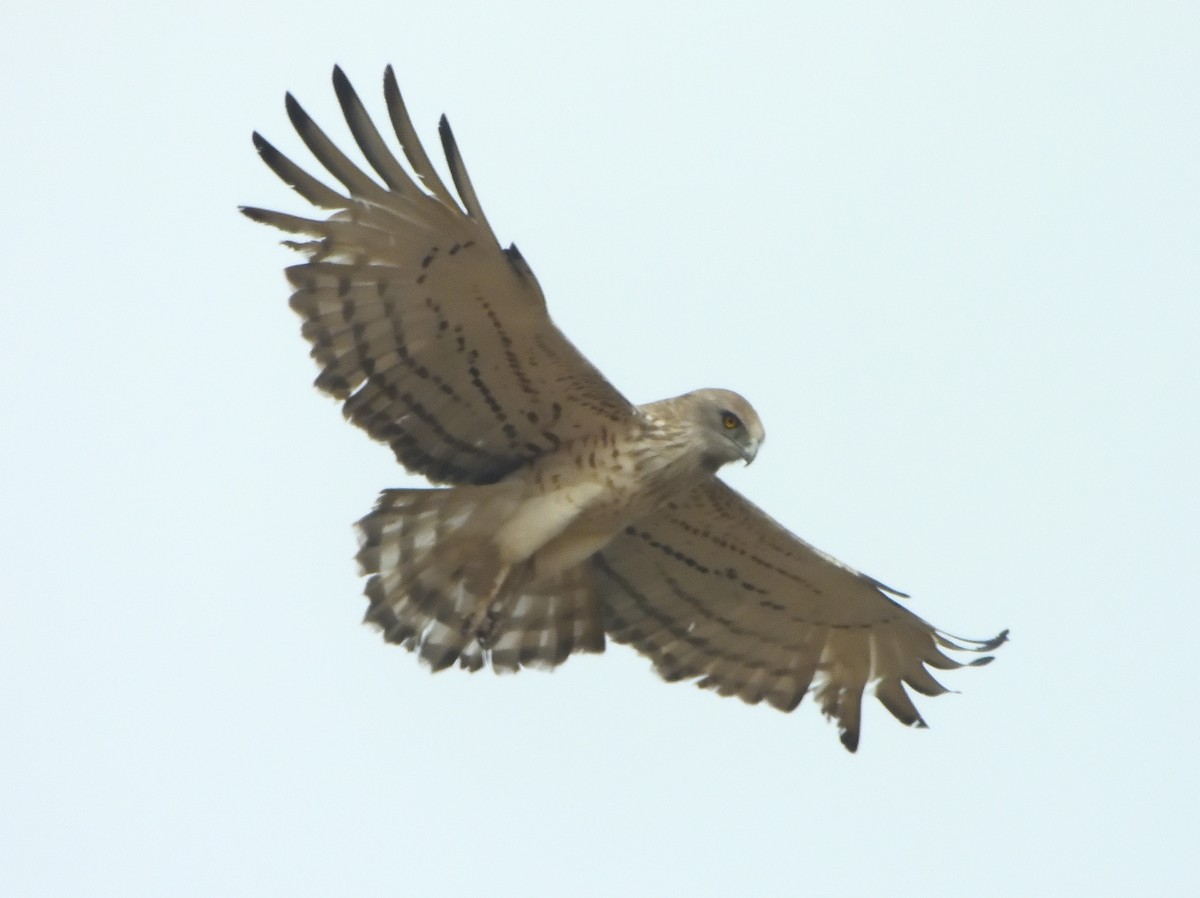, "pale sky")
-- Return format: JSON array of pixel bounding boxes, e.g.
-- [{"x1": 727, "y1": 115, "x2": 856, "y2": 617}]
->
[{"x1": 4, "y1": 2, "x2": 1197, "y2": 895}]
